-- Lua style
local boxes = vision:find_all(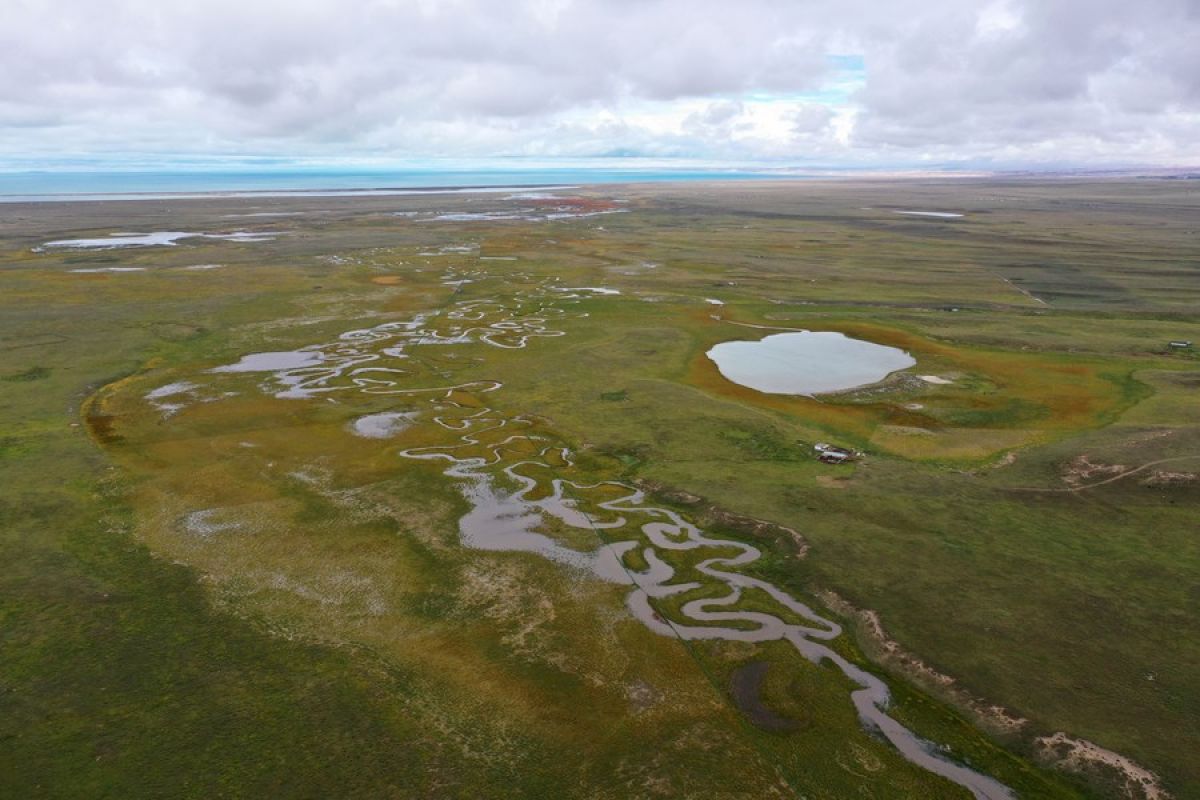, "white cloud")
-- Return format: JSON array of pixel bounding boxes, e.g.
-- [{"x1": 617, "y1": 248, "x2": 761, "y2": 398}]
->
[{"x1": 0, "y1": 0, "x2": 1197, "y2": 167}]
